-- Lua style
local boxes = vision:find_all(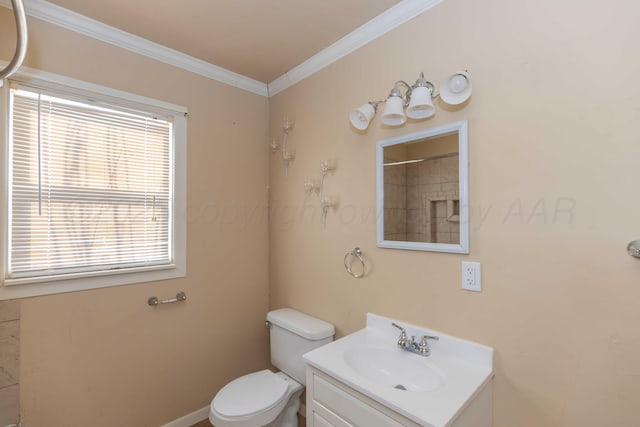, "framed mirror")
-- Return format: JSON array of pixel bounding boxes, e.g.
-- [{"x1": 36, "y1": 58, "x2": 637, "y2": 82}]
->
[{"x1": 376, "y1": 120, "x2": 469, "y2": 253}]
